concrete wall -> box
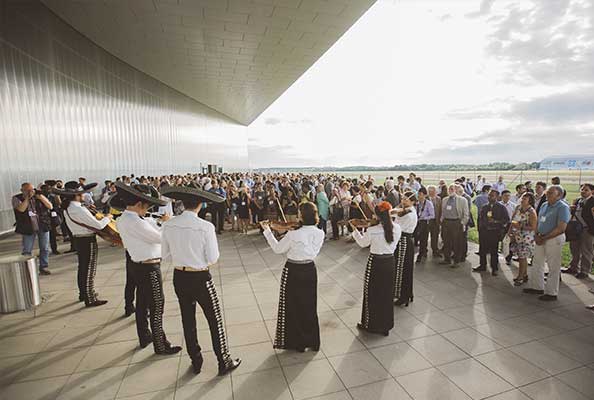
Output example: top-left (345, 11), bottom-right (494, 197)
top-left (0, 1), bottom-right (249, 232)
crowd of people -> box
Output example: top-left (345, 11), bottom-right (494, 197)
top-left (9, 171), bottom-right (594, 375)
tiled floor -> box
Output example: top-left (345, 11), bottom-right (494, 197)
top-left (1, 232), bottom-right (594, 400)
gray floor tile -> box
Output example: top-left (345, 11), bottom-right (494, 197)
top-left (508, 340), bottom-right (583, 375)
top-left (370, 342), bottom-right (432, 377)
top-left (407, 334), bottom-right (470, 366)
top-left (438, 359), bottom-right (513, 399)
top-left (231, 367), bottom-right (292, 400)
top-left (556, 367), bottom-right (594, 399)
top-left (441, 327), bottom-right (502, 356)
top-left (0, 375), bottom-right (69, 400)
top-left (283, 359), bottom-right (346, 400)
top-left (174, 376), bottom-right (232, 400)
top-left (57, 365), bottom-right (128, 400)
top-left (520, 377), bottom-right (590, 400)
top-left (474, 349), bottom-right (549, 386)
top-left (349, 378), bottom-right (412, 400)
top-left (14, 347), bottom-right (89, 382)
top-left (117, 358), bottom-right (179, 398)
top-left (396, 368), bottom-right (471, 400)
top-left (328, 350), bottom-right (390, 388)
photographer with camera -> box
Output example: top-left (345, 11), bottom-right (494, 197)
top-left (12, 182), bottom-right (53, 275)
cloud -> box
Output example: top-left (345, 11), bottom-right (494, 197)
top-left (465, 0), bottom-right (496, 18)
top-left (419, 125), bottom-right (594, 163)
top-left (264, 117), bottom-right (312, 126)
top-left (480, 0), bottom-right (594, 86)
top-left (446, 87), bottom-right (594, 124)
top-left (247, 143), bottom-right (318, 168)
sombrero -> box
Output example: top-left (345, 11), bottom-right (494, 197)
top-left (106, 192), bottom-right (127, 212)
top-left (44, 179), bottom-right (57, 186)
top-left (160, 182), bottom-right (224, 204)
top-left (114, 181), bottom-right (166, 207)
top-left (52, 180), bottom-right (97, 196)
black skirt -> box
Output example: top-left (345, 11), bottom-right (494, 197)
top-left (361, 253), bottom-right (395, 334)
top-left (274, 261), bottom-right (320, 351)
top-left (394, 233), bottom-right (415, 302)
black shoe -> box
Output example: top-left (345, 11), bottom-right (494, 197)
top-left (575, 272), bottom-right (589, 279)
top-left (140, 335), bottom-right (153, 349)
top-left (523, 288), bottom-right (544, 295)
top-left (191, 353), bottom-right (204, 374)
top-left (539, 294), bottom-right (558, 301)
top-left (124, 305), bottom-right (135, 317)
top-left (218, 358), bottom-right (242, 376)
top-left (39, 269), bottom-right (51, 276)
top-left (394, 298), bottom-right (409, 307)
top-left (85, 299), bottom-right (108, 307)
top-left (492, 270), bottom-right (498, 276)
top-left (472, 266), bottom-right (487, 272)
top-left (561, 267), bottom-right (578, 274)
top-left (156, 345), bottom-right (182, 355)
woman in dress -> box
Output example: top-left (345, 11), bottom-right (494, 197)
top-left (351, 202), bottom-right (402, 336)
top-left (235, 185), bottom-right (251, 233)
top-left (393, 191), bottom-right (418, 306)
top-left (509, 192), bottom-right (537, 286)
top-left (261, 202), bottom-right (325, 352)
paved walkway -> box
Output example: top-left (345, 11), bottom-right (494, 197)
top-left (1, 232), bottom-right (594, 400)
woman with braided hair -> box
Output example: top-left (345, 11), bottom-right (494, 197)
top-left (351, 202), bottom-right (402, 336)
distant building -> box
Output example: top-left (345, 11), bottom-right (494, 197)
top-left (540, 155), bottom-right (594, 170)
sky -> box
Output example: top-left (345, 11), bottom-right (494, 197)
top-left (246, 0), bottom-right (594, 168)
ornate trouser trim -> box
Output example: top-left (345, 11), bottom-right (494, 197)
top-left (274, 265), bottom-right (289, 349)
top-left (394, 236), bottom-right (407, 299)
top-left (361, 254), bottom-right (373, 329)
top-left (149, 270), bottom-right (166, 352)
top-left (206, 279), bottom-right (232, 366)
top-left (85, 239), bottom-right (98, 303)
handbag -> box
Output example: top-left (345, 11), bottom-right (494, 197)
top-left (565, 219), bottom-right (583, 242)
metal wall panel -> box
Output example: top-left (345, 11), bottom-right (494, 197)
top-left (0, 1), bottom-right (249, 232)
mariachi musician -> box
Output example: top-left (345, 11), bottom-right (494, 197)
top-left (55, 181), bottom-right (110, 307)
top-left (161, 183), bottom-right (241, 376)
top-left (114, 182), bottom-right (182, 355)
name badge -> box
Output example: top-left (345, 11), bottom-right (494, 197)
top-left (241, 202), bottom-right (246, 206)
top-left (258, 196), bottom-right (263, 200)
top-left (51, 211), bottom-right (57, 217)
top-left (487, 211), bottom-right (493, 218)
top-left (446, 205), bottom-right (452, 211)
top-left (539, 216), bottom-right (546, 223)
top-left (269, 201), bottom-right (274, 205)
top-left (28, 211), bottom-right (36, 217)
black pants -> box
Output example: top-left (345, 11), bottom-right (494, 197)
top-left (173, 269), bottom-right (233, 367)
top-left (479, 230), bottom-right (500, 271)
top-left (361, 254), bottom-right (395, 333)
top-left (124, 251), bottom-right (136, 311)
top-left (215, 204), bottom-right (226, 232)
top-left (442, 219), bottom-right (464, 263)
top-left (74, 236), bottom-right (98, 304)
top-left (318, 217), bottom-right (327, 234)
top-left (130, 261), bottom-right (168, 352)
top-left (49, 226), bottom-right (59, 253)
top-left (415, 221), bottom-right (429, 258)
top-left (429, 220), bottom-right (440, 255)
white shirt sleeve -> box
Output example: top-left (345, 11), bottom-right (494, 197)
top-left (135, 218), bottom-right (162, 245)
top-left (74, 206), bottom-right (110, 230)
top-left (352, 228), bottom-right (371, 248)
top-left (161, 230), bottom-right (171, 264)
top-left (263, 228), bottom-right (292, 254)
top-left (204, 224), bottom-right (220, 265)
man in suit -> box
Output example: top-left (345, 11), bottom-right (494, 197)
top-left (439, 184), bottom-right (470, 268)
top-left (474, 189), bottom-right (510, 276)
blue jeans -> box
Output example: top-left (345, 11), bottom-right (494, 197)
top-left (22, 231), bottom-right (50, 270)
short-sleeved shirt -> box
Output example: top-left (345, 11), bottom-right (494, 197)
top-left (12, 195), bottom-right (40, 232)
top-left (537, 200), bottom-right (570, 235)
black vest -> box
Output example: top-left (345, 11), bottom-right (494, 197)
top-left (12, 194), bottom-right (50, 234)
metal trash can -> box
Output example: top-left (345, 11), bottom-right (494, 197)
top-left (0, 255), bottom-right (42, 313)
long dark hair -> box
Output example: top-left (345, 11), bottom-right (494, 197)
top-left (375, 205), bottom-right (394, 243)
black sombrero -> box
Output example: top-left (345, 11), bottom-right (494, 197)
top-left (44, 179), bottom-right (57, 186)
top-left (114, 181), bottom-right (166, 207)
top-left (106, 192), bottom-right (127, 211)
top-left (160, 182), bottom-right (224, 204)
top-left (52, 180), bottom-right (97, 196)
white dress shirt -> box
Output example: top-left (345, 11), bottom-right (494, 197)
top-left (500, 200), bottom-right (516, 220)
top-left (394, 207), bottom-right (418, 234)
top-left (352, 223), bottom-right (402, 255)
top-left (117, 210), bottom-right (162, 262)
top-left (161, 211), bottom-right (219, 270)
top-left (263, 225), bottom-right (324, 261)
top-left (65, 201), bottom-right (110, 236)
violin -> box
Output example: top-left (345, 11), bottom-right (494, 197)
top-left (348, 218), bottom-right (380, 229)
top-left (260, 220), bottom-right (301, 233)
